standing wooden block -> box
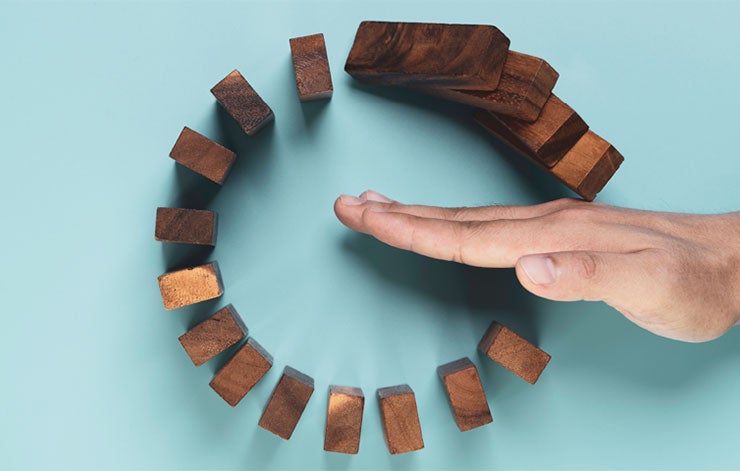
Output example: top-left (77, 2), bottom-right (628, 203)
top-left (478, 321), bottom-right (551, 384)
top-left (155, 207), bottom-right (217, 246)
top-left (324, 386), bottom-right (364, 454)
top-left (211, 69), bottom-right (274, 136)
top-left (377, 384), bottom-right (424, 454)
top-left (258, 366), bottom-right (314, 440)
top-left (345, 21), bottom-right (510, 90)
top-left (437, 358), bottom-right (492, 431)
top-left (209, 337), bottom-right (273, 406)
top-left (178, 304), bottom-right (248, 366)
top-left (290, 33), bottom-right (333, 101)
top-left (169, 126), bottom-right (236, 184)
top-left (157, 261), bottom-right (223, 310)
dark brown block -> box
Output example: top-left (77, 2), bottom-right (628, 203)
top-left (345, 21), bottom-right (510, 90)
top-left (478, 321), bottom-right (551, 384)
top-left (377, 385), bottom-right (424, 454)
top-left (437, 358), bottom-right (492, 431)
top-left (211, 69), bottom-right (274, 136)
top-left (178, 304), bottom-right (247, 366)
top-left (258, 366), bottom-right (314, 440)
top-left (155, 207), bottom-right (217, 246)
top-left (209, 337), bottom-right (273, 407)
top-left (157, 261), bottom-right (223, 310)
top-left (290, 33), bottom-right (333, 101)
top-left (169, 127), bottom-right (235, 184)
top-left (324, 386), bottom-right (364, 454)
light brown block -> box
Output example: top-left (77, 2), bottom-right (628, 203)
top-left (169, 126), bottom-right (235, 184)
top-left (377, 384), bottom-right (424, 454)
top-left (209, 337), bottom-right (273, 407)
top-left (290, 33), bottom-right (333, 101)
top-left (478, 321), bottom-right (551, 384)
top-left (438, 358), bottom-right (492, 431)
top-left (258, 366), bottom-right (314, 440)
top-left (157, 261), bottom-right (223, 310)
top-left (155, 207), bottom-right (217, 246)
top-left (211, 69), bottom-right (274, 136)
top-left (178, 304), bottom-right (247, 366)
top-left (324, 386), bottom-right (364, 454)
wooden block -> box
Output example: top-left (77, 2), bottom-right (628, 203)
top-left (478, 321), bottom-right (551, 384)
top-left (169, 126), bottom-right (235, 184)
top-left (377, 384), bottom-right (424, 454)
top-left (178, 304), bottom-right (247, 366)
top-left (422, 51), bottom-right (559, 122)
top-left (324, 386), bottom-right (364, 454)
top-left (345, 21), bottom-right (510, 90)
top-left (209, 337), bottom-right (273, 407)
top-left (155, 207), bottom-right (217, 246)
top-left (258, 366), bottom-right (314, 440)
top-left (211, 69), bottom-right (274, 136)
top-left (290, 33), bottom-right (333, 101)
top-left (157, 261), bottom-right (223, 310)
top-left (437, 358), bottom-right (492, 431)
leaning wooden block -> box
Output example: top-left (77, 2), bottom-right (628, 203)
top-left (324, 386), bottom-right (364, 454)
top-left (157, 261), bottom-right (223, 310)
top-left (178, 304), bottom-right (247, 366)
top-left (377, 384), bottom-right (424, 454)
top-left (211, 69), bottom-right (274, 136)
top-left (258, 366), bottom-right (314, 440)
top-left (155, 207), bottom-right (217, 246)
top-left (478, 321), bottom-right (551, 384)
top-left (169, 126), bottom-right (235, 184)
top-left (345, 21), bottom-right (510, 90)
top-left (290, 33), bottom-right (333, 101)
top-left (438, 358), bottom-right (492, 431)
top-left (209, 337), bottom-right (273, 406)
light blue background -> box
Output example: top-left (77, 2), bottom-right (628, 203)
top-left (1, 1), bottom-right (738, 469)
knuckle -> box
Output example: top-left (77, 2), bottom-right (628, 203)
top-left (448, 206), bottom-right (475, 221)
top-left (574, 251), bottom-right (601, 280)
top-left (548, 204), bottom-right (602, 223)
top-left (452, 220), bottom-right (489, 264)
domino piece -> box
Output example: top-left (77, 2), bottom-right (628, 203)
top-left (169, 127), bottom-right (236, 184)
top-left (437, 358), bottom-right (492, 431)
top-left (178, 304), bottom-right (248, 366)
top-left (211, 69), bottom-right (274, 136)
top-left (155, 207), bottom-right (217, 246)
top-left (345, 21), bottom-right (510, 90)
top-left (377, 384), bottom-right (424, 454)
top-left (289, 33), bottom-right (333, 101)
top-left (324, 386), bottom-right (364, 454)
top-left (478, 321), bottom-right (551, 384)
top-left (157, 261), bottom-right (223, 310)
top-left (209, 337), bottom-right (273, 406)
top-left (259, 366), bottom-right (314, 440)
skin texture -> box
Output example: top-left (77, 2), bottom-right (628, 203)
top-left (334, 190), bottom-right (740, 343)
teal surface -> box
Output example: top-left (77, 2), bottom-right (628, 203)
top-left (1, 1), bottom-right (739, 469)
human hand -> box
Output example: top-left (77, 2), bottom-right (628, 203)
top-left (334, 190), bottom-right (740, 343)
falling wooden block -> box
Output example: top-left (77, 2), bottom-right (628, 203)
top-left (211, 69), bottom-right (274, 136)
top-left (169, 127), bottom-right (236, 184)
top-left (478, 321), bottom-right (551, 384)
top-left (324, 386), bottom-right (365, 454)
top-left (345, 21), bottom-right (510, 90)
top-left (290, 33), bottom-right (333, 101)
top-left (377, 384), bottom-right (424, 454)
top-left (178, 304), bottom-right (248, 366)
top-left (209, 337), bottom-right (273, 406)
top-left (258, 366), bottom-right (314, 440)
top-left (437, 358), bottom-right (492, 431)
top-left (155, 207), bottom-right (217, 246)
top-left (157, 261), bottom-right (223, 310)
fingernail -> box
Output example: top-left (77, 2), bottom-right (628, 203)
top-left (362, 189), bottom-right (394, 203)
top-left (520, 255), bottom-right (556, 285)
top-left (339, 194), bottom-right (364, 206)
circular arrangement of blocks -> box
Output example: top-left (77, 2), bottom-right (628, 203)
top-left (155, 21), bottom-right (623, 455)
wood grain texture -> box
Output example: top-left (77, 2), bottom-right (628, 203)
top-left (157, 261), bottom-right (223, 310)
top-left (478, 321), bottom-right (551, 384)
top-left (324, 386), bottom-right (364, 454)
top-left (345, 21), bottom-right (510, 90)
top-left (437, 357), bottom-right (492, 431)
top-left (169, 127), bottom-right (236, 184)
top-left (290, 33), bottom-right (333, 101)
top-left (209, 337), bottom-right (273, 407)
top-left (178, 304), bottom-right (248, 367)
top-left (377, 384), bottom-right (424, 454)
top-left (258, 366), bottom-right (314, 440)
top-left (155, 207), bottom-right (217, 246)
top-left (211, 69), bottom-right (274, 136)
